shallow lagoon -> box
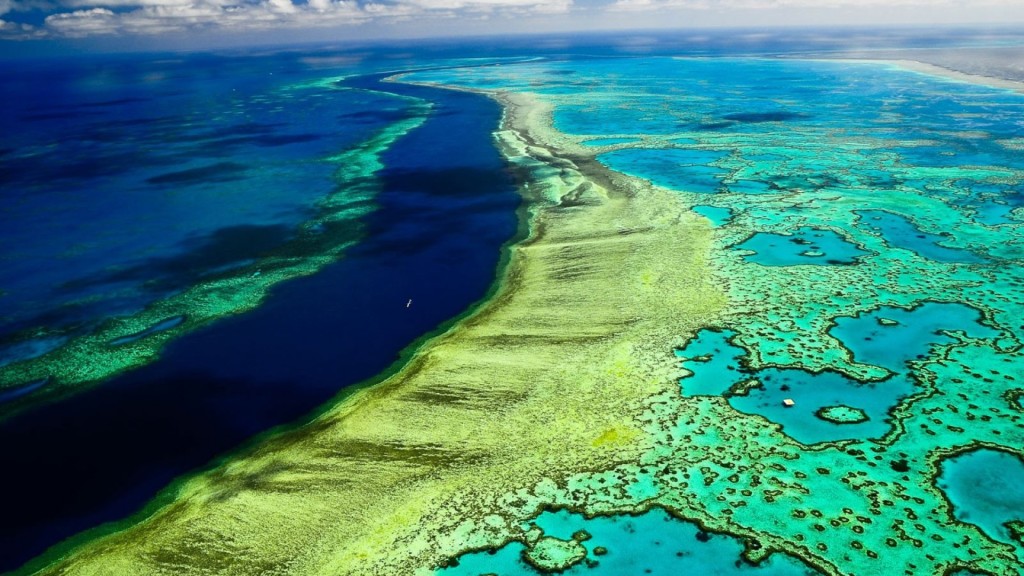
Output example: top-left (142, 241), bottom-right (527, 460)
top-left (830, 302), bottom-right (999, 373)
top-left (597, 148), bottom-right (728, 193)
top-left (380, 51), bottom-right (1024, 576)
top-left (442, 509), bottom-right (817, 576)
top-left (733, 227), bottom-right (868, 266)
top-left (677, 329), bottom-right (909, 444)
top-left (677, 302), bottom-right (1001, 444)
top-left (11, 45), bottom-right (1024, 576)
top-left (692, 205), bottom-right (734, 227)
top-left (855, 210), bottom-right (984, 263)
top-left (939, 449), bottom-right (1024, 544)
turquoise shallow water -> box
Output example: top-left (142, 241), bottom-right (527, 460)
top-left (442, 509), bottom-right (817, 576)
top-left (676, 329), bottom-right (908, 443)
top-left (939, 449), bottom-right (1024, 544)
top-left (830, 302), bottom-right (999, 373)
top-left (677, 301), bottom-right (1001, 444)
top-left (597, 148), bottom-right (728, 194)
top-left (2, 42), bottom-right (1019, 575)
top-left (734, 227), bottom-right (868, 266)
top-left (408, 52), bottom-right (1024, 575)
top-left (692, 205), bottom-right (734, 227)
top-left (855, 210), bottom-right (984, 263)
top-left (673, 329), bottom-right (746, 397)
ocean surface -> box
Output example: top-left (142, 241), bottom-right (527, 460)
top-left (4, 30), bottom-right (1024, 575)
top-left (0, 50), bottom-right (521, 572)
top-left (406, 41), bottom-right (1024, 574)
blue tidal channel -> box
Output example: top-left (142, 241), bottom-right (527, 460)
top-left (0, 74), bottom-right (519, 573)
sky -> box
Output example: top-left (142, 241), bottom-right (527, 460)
top-left (2, 0), bottom-right (1024, 53)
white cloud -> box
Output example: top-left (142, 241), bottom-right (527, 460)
top-left (610, 0), bottom-right (1024, 10)
top-left (0, 0), bottom-right (47, 39)
top-left (408, 0), bottom-right (566, 8)
top-left (267, 0), bottom-right (296, 13)
top-left (0, 0), bottom-right (45, 16)
top-left (17, 0), bottom-right (1017, 41)
top-left (61, 0), bottom-right (198, 7)
top-left (20, 0), bottom-right (568, 38)
top-left (45, 7), bottom-right (117, 35)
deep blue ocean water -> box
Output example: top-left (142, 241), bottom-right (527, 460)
top-left (0, 53), bottom-right (518, 572)
top-left (0, 55), bottom-right (384, 349)
top-left (3, 29), bottom-right (1023, 574)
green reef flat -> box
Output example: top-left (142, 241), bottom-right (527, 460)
top-left (20, 57), bottom-right (1024, 575)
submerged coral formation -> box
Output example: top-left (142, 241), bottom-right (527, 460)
top-left (18, 57), bottom-right (1024, 576)
top-left (0, 87), bottom-right (431, 418)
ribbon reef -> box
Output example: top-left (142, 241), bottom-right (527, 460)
top-left (12, 56), bottom-right (1024, 575)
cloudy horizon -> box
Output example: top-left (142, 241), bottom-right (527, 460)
top-left (3, 0), bottom-right (1024, 53)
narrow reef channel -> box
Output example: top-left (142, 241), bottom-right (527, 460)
top-left (18, 80), bottom-right (724, 576)
top-left (0, 73), bottom-right (519, 575)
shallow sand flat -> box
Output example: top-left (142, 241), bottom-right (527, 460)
top-left (26, 90), bottom-right (723, 575)
top-left (877, 59), bottom-right (1024, 94)
top-left (820, 45), bottom-right (1024, 93)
